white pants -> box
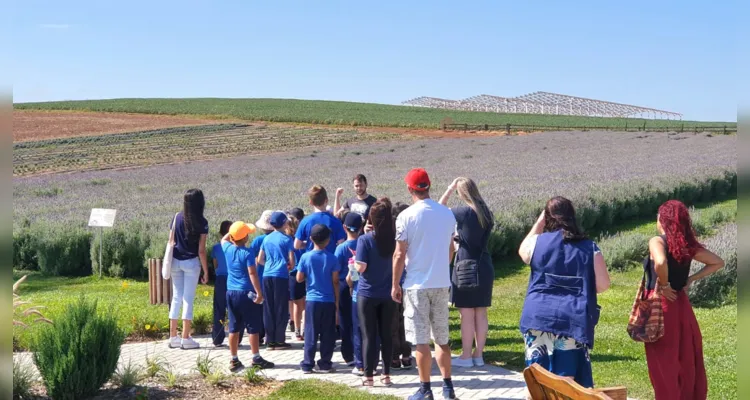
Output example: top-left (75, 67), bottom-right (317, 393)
top-left (169, 257), bottom-right (201, 320)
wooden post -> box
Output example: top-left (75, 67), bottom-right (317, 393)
top-left (147, 258), bottom-right (172, 305)
top-left (506, 124), bottom-right (511, 135)
top-left (148, 259), bottom-right (155, 305)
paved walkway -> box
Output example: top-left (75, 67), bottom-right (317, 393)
top-left (15, 329), bottom-right (528, 400)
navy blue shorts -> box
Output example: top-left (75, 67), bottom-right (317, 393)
top-left (289, 271), bottom-right (306, 300)
top-left (226, 290), bottom-right (263, 334)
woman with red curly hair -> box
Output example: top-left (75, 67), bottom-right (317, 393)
top-left (645, 200), bottom-right (724, 400)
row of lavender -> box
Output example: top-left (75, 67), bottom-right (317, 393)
top-left (13, 130), bottom-right (737, 277)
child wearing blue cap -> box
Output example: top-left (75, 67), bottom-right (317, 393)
top-left (296, 224), bottom-right (340, 373)
top-left (257, 211), bottom-right (296, 350)
top-left (334, 212), bottom-right (363, 367)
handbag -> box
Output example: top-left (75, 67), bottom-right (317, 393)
top-left (161, 213), bottom-right (179, 280)
top-left (626, 258), bottom-right (665, 343)
top-left (451, 226), bottom-right (490, 291)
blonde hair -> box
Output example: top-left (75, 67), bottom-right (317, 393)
top-left (455, 177), bottom-right (493, 229)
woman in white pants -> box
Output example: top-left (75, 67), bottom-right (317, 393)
top-left (168, 188), bottom-right (210, 349)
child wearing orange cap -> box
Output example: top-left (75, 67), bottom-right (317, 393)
top-left (222, 221), bottom-right (275, 372)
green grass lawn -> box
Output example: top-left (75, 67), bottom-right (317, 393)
top-left (12, 271), bottom-right (216, 350)
top-left (14, 98), bottom-right (734, 129)
top-left (448, 199), bottom-right (737, 400)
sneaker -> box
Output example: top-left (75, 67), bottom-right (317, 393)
top-left (352, 367), bottom-right (364, 376)
top-left (251, 356), bottom-right (275, 369)
top-left (442, 386), bottom-right (456, 399)
top-left (266, 342), bottom-right (277, 351)
top-left (180, 337), bottom-right (200, 350)
top-left (168, 336), bottom-right (181, 348)
top-left (408, 389), bottom-right (434, 400)
top-left (316, 366), bottom-right (336, 374)
top-left (229, 359), bottom-right (245, 373)
top-left (451, 357), bottom-right (473, 368)
top-left (289, 320), bottom-right (295, 332)
top-left (302, 368), bottom-right (313, 374)
top-left (391, 360), bottom-right (403, 370)
top-left (401, 358), bottom-right (413, 370)
top-left (275, 342), bottom-right (292, 350)
top-left (295, 331), bottom-right (304, 341)
top-left (472, 356), bottom-right (484, 367)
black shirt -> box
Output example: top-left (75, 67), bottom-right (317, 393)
top-left (645, 235), bottom-right (690, 291)
top-left (344, 195), bottom-right (377, 221)
top-left (170, 212), bottom-right (209, 261)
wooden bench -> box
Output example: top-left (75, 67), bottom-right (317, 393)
top-left (523, 363), bottom-right (628, 400)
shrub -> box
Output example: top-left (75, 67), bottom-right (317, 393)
top-left (195, 351), bottom-right (217, 378)
top-left (34, 225), bottom-right (92, 276)
top-left (130, 314), bottom-right (167, 339)
top-left (689, 223), bottom-right (737, 308)
top-left (13, 229), bottom-right (38, 271)
top-left (145, 354), bottom-right (169, 379)
top-left (244, 365), bottom-right (266, 384)
top-left (91, 222), bottom-right (151, 278)
top-left (113, 358), bottom-right (143, 388)
top-left (32, 297), bottom-right (124, 400)
top-left (598, 232), bottom-right (650, 272)
top-left (192, 311), bottom-right (211, 335)
top-left (13, 358), bottom-right (34, 400)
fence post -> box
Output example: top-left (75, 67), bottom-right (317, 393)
top-left (723, 125), bottom-right (727, 135)
top-left (464, 124), bottom-right (468, 133)
top-left (642, 121), bottom-right (647, 131)
top-left (625, 122), bottom-right (628, 131)
top-left (506, 124), bottom-right (511, 135)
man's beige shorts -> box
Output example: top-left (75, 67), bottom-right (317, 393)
top-left (403, 287), bottom-right (450, 346)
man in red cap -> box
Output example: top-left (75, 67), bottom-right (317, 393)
top-left (392, 168), bottom-right (458, 400)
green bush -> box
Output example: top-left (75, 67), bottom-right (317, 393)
top-left (598, 232), bottom-right (650, 271)
top-left (689, 223), bottom-right (737, 307)
top-left (32, 297), bottom-right (124, 400)
top-left (13, 358), bottom-right (34, 400)
top-left (35, 225), bottom-right (92, 276)
top-left (13, 229), bottom-right (38, 271)
top-left (91, 222), bottom-right (151, 278)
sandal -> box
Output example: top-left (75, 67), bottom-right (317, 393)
top-left (380, 376), bottom-right (393, 387)
top-left (362, 378), bottom-right (374, 387)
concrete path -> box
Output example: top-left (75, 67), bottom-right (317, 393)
top-left (15, 329), bottom-right (528, 399)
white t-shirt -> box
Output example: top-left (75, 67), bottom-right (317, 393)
top-left (396, 199), bottom-right (457, 290)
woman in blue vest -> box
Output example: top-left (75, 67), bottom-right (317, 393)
top-left (517, 196), bottom-right (611, 388)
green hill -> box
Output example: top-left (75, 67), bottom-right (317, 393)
top-left (15, 98), bottom-right (735, 130)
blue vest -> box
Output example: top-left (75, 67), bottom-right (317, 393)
top-left (519, 230), bottom-right (600, 348)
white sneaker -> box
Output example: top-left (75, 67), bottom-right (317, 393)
top-left (472, 357), bottom-right (484, 367)
top-left (181, 337), bottom-right (200, 350)
top-left (451, 357), bottom-right (473, 368)
top-left (352, 367), bottom-right (364, 376)
top-left (168, 336), bottom-right (181, 348)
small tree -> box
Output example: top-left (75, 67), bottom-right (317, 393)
top-left (32, 296), bottom-right (124, 400)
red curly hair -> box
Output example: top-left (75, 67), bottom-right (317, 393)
top-left (658, 200), bottom-right (703, 264)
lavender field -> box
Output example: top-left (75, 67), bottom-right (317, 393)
top-left (13, 130), bottom-right (736, 229)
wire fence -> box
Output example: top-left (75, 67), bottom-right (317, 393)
top-left (442, 123), bottom-right (737, 134)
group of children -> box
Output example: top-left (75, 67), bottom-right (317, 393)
top-left (209, 185), bottom-right (412, 374)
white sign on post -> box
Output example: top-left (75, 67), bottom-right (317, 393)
top-left (88, 209), bottom-right (117, 228)
top-left (88, 209), bottom-right (117, 278)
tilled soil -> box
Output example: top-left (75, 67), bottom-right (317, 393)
top-left (13, 110), bottom-right (237, 142)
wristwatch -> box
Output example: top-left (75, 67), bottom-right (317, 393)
top-left (659, 282), bottom-right (671, 291)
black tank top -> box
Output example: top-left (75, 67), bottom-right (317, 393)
top-left (645, 235), bottom-right (690, 291)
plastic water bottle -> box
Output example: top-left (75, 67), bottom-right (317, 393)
top-left (348, 257), bottom-right (359, 281)
top-left (248, 291), bottom-right (264, 304)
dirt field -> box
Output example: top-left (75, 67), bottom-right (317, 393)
top-left (13, 110), bottom-right (237, 142)
top-left (14, 110), bottom-right (502, 142)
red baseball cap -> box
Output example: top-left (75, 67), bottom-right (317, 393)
top-left (405, 168), bottom-right (431, 191)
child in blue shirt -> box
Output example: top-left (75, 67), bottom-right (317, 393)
top-left (334, 212), bottom-right (363, 367)
top-left (211, 220), bottom-right (241, 347)
top-left (222, 221), bottom-right (274, 372)
top-left (257, 211), bottom-right (296, 350)
top-left (294, 185), bottom-right (347, 253)
top-left (296, 224), bottom-right (340, 373)
top-left (251, 209), bottom-right (275, 345)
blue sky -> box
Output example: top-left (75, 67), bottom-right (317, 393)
top-left (9, 1), bottom-right (737, 121)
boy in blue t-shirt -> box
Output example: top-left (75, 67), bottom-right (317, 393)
top-left (333, 212), bottom-right (363, 367)
top-left (296, 224), bottom-right (340, 373)
top-left (257, 211), bottom-right (296, 350)
top-left (222, 221), bottom-right (274, 372)
top-left (211, 220), bottom-right (242, 347)
top-left (294, 185), bottom-right (347, 253)
top-left (251, 209), bottom-right (274, 345)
